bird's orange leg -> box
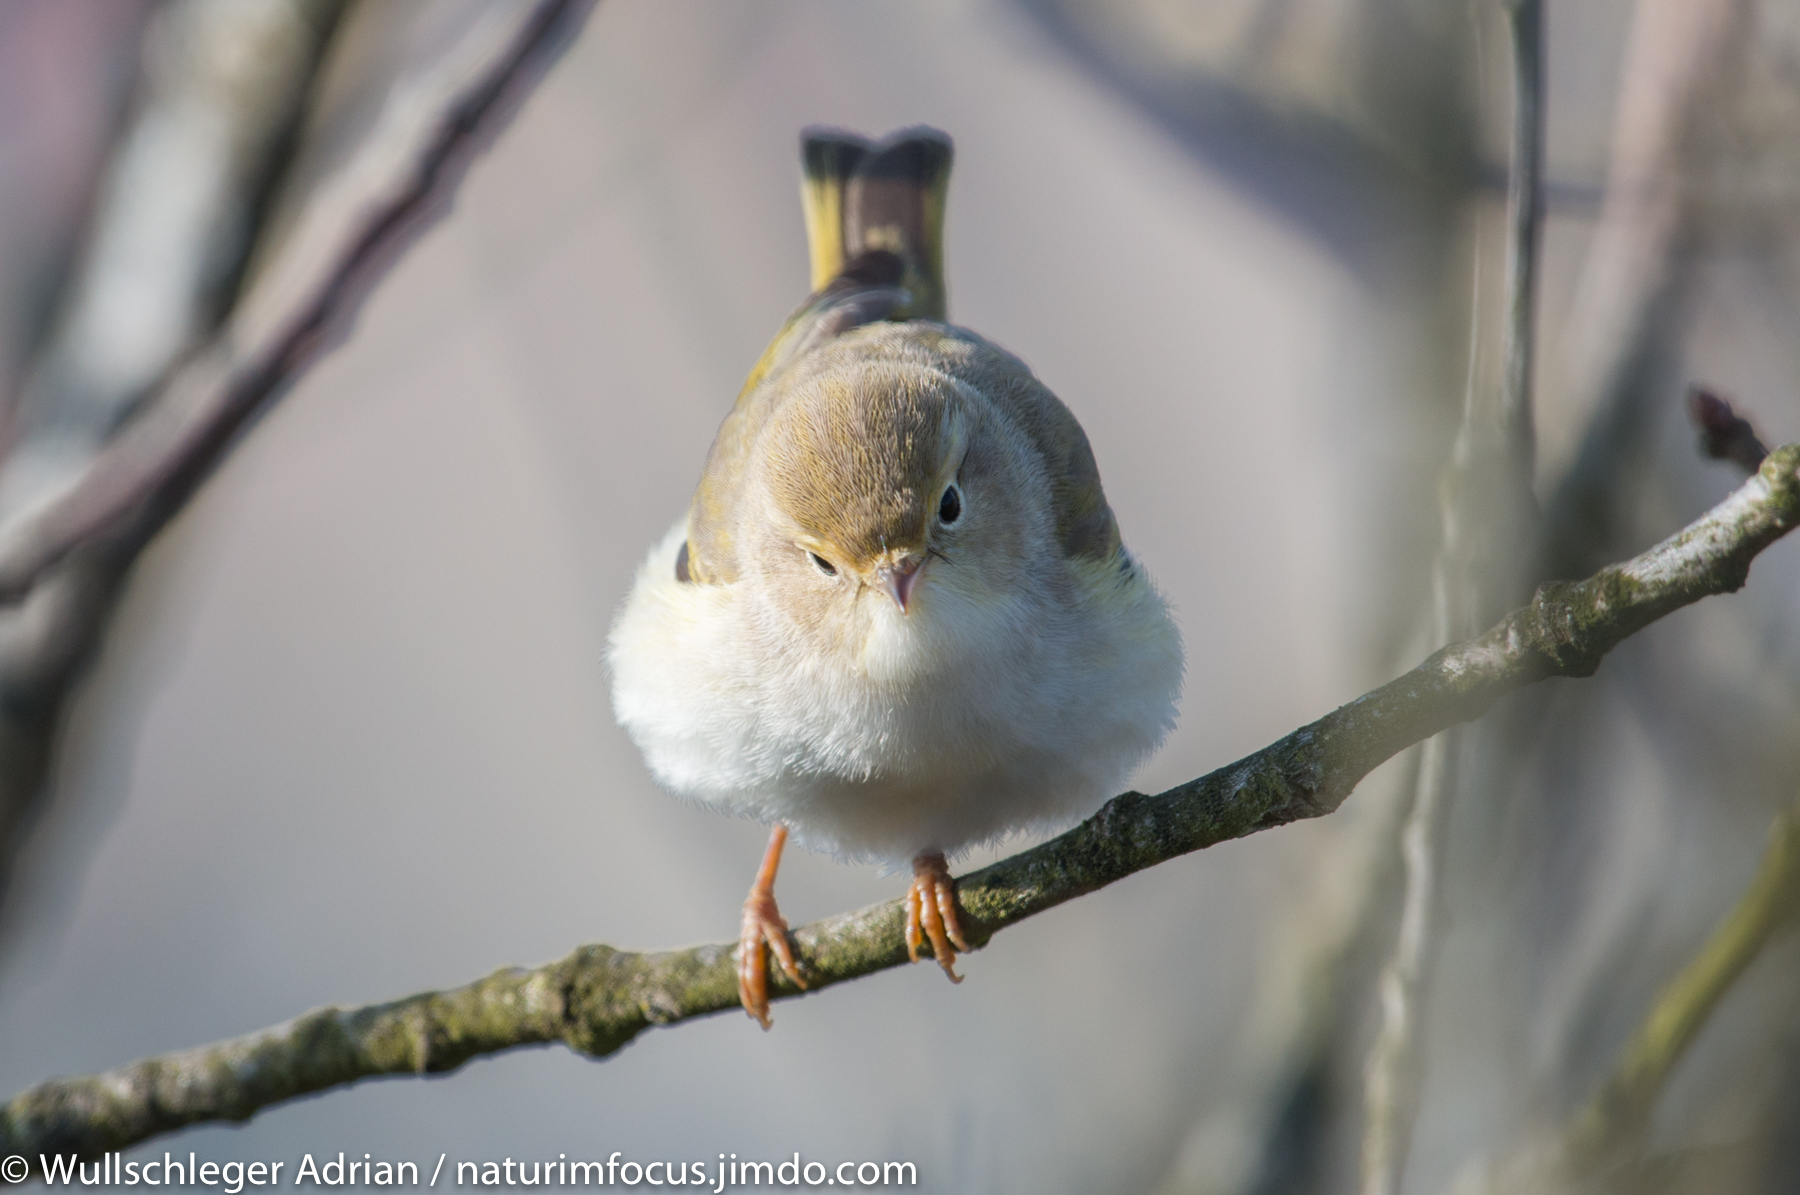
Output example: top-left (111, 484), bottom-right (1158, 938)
top-left (739, 823), bottom-right (806, 1029)
top-left (905, 851), bottom-right (970, 982)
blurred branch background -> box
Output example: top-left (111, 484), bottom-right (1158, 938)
top-left (2, 1), bottom-right (1800, 1193)
top-left (0, 0), bottom-right (347, 926)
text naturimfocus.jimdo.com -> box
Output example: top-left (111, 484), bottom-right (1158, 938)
top-left (10, 1151), bottom-right (919, 1190)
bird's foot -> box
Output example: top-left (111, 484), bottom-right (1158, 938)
top-left (740, 888), bottom-right (805, 1029)
top-left (738, 824), bottom-right (805, 1029)
top-left (905, 851), bottom-right (970, 982)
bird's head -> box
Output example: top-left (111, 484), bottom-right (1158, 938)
top-left (739, 343), bottom-right (1042, 641)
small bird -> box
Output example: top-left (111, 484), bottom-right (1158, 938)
top-left (609, 127), bottom-right (1182, 1028)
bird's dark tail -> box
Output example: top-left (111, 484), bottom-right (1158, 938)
top-left (800, 126), bottom-right (952, 322)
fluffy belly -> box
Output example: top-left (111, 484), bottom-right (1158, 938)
top-left (609, 522), bottom-right (1182, 862)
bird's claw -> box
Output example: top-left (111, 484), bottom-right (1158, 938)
top-left (905, 852), bottom-right (969, 983)
top-left (739, 889), bottom-right (806, 1030)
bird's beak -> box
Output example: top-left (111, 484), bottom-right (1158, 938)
top-left (874, 554), bottom-right (925, 613)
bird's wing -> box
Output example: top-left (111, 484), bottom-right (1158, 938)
top-left (916, 327), bottom-right (1123, 565)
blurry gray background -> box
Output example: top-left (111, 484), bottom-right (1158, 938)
top-left (2, 1), bottom-right (1799, 1193)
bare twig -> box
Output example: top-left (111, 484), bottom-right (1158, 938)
top-left (1362, 730), bottom-right (1458, 1195)
top-left (6, 444), bottom-right (1800, 1159)
top-left (1458, 0), bottom-right (1751, 1144)
top-left (1453, 799), bottom-right (1800, 1194)
top-left (1446, 399), bottom-right (1790, 1195)
top-left (8, 0), bottom-right (349, 471)
top-left (0, 0), bottom-right (350, 920)
top-left (1361, 5), bottom-right (1544, 1191)
top-left (0, 0), bottom-right (598, 919)
top-left (1497, 0), bottom-right (1544, 478)
top-left (1562, 801), bottom-right (1800, 1169)
top-left (0, 0), bottom-right (594, 606)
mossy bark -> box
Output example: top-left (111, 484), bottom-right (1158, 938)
top-left (7, 446), bottom-right (1799, 1160)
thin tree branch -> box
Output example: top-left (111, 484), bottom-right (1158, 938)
top-left (6, 444), bottom-right (1800, 1160)
top-left (1539, 390), bottom-right (1776, 1177)
top-left (1452, 798), bottom-right (1800, 1194)
top-left (1545, 389), bottom-right (1794, 1187)
top-left (8, 0), bottom-right (349, 468)
top-left (0, 0), bottom-right (350, 923)
top-left (1461, 0), bottom-right (1749, 1133)
top-left (1361, 4), bottom-right (1545, 1190)
top-left (1362, 730), bottom-right (1460, 1195)
top-left (0, 0), bottom-right (594, 607)
top-left (1497, 0), bottom-right (1544, 479)
top-left (1561, 800), bottom-right (1800, 1171)
top-left (0, 0), bottom-right (597, 926)
top-left (1446, 399), bottom-right (1785, 1195)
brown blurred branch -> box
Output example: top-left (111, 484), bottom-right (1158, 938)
top-left (7, 444), bottom-right (1800, 1160)
top-left (0, 0), bottom-right (351, 920)
top-left (10, 0), bottom-right (349, 456)
top-left (0, 0), bottom-right (591, 606)
top-left (0, 0), bottom-right (596, 917)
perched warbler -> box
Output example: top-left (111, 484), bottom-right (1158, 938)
top-left (609, 127), bottom-right (1182, 1028)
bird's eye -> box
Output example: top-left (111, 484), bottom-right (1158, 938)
top-left (938, 484), bottom-right (962, 525)
top-left (809, 552), bottom-right (838, 577)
